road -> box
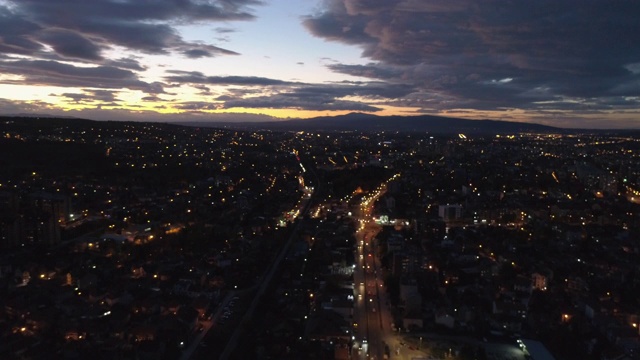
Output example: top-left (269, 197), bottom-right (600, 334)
top-left (352, 186), bottom-right (393, 360)
top-left (179, 291), bottom-right (236, 360)
top-left (351, 177), bottom-right (431, 360)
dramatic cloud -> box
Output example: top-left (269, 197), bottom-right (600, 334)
top-left (37, 29), bottom-right (103, 60)
top-left (56, 90), bottom-right (120, 104)
top-left (213, 82), bottom-right (413, 111)
top-left (166, 69), bottom-right (414, 111)
top-left (220, 94), bottom-right (382, 112)
top-left (0, 1), bottom-right (259, 74)
top-left (0, 0), bottom-right (260, 59)
top-left (304, 0), bottom-right (640, 115)
top-left (164, 71), bottom-right (296, 86)
top-left (164, 71), bottom-right (414, 112)
top-left (0, 59), bottom-right (164, 94)
top-left (0, 0), bottom-right (260, 101)
top-left (0, 7), bottom-right (43, 55)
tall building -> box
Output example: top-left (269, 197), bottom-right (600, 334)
top-left (0, 191), bottom-right (67, 248)
top-left (0, 191), bottom-right (20, 248)
top-left (438, 204), bottom-right (463, 222)
top-left (0, 213), bottom-right (21, 248)
top-left (30, 191), bottom-right (70, 224)
top-left (23, 209), bottom-right (60, 246)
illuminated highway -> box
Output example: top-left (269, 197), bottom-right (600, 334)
top-left (351, 174), bottom-right (432, 360)
top-left (351, 176), bottom-right (397, 360)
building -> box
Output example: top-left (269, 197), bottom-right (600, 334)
top-left (438, 204), bottom-right (463, 222)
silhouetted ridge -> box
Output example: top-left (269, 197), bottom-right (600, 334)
top-left (202, 113), bottom-right (562, 134)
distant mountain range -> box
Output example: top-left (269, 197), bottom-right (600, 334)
top-left (181, 113), bottom-right (564, 134)
top-left (4, 112), bottom-right (636, 135)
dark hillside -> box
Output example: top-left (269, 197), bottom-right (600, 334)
top-left (0, 138), bottom-right (111, 178)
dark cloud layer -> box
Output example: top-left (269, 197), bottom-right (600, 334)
top-left (168, 70), bottom-right (412, 111)
top-left (56, 90), bottom-right (120, 104)
top-left (165, 71), bottom-right (295, 86)
top-left (304, 0), bottom-right (640, 115)
top-left (1, 0), bottom-right (259, 58)
top-left (38, 29), bottom-right (104, 60)
top-left (220, 94), bottom-right (382, 112)
top-left (0, 59), bottom-right (164, 94)
top-left (0, 0), bottom-right (260, 95)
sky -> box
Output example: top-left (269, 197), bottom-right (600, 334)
top-left (1, 0), bottom-right (639, 128)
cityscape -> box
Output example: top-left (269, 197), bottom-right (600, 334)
top-left (1, 0), bottom-right (640, 359)
top-left (1, 116), bottom-right (640, 360)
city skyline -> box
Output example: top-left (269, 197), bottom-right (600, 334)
top-left (1, 0), bottom-right (640, 129)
